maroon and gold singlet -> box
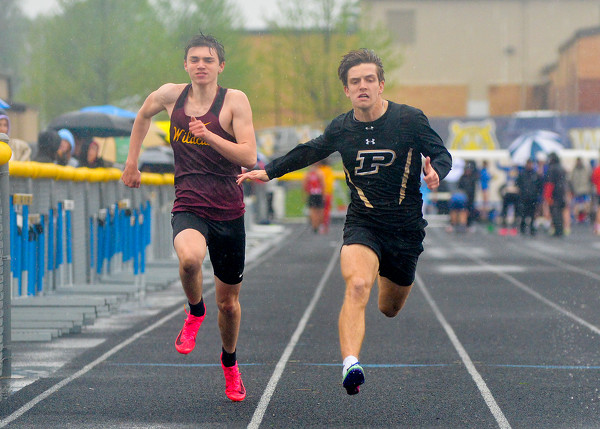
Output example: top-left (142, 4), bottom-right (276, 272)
top-left (170, 84), bottom-right (245, 221)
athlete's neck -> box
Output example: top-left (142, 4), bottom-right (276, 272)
top-left (189, 82), bottom-right (219, 103)
top-left (353, 99), bottom-right (387, 122)
top-left (186, 82), bottom-right (219, 116)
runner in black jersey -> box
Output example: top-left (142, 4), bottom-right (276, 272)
top-left (122, 34), bottom-right (257, 402)
top-left (237, 49), bottom-right (452, 395)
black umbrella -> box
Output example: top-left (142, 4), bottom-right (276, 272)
top-left (138, 146), bottom-right (174, 173)
top-left (48, 110), bottom-right (134, 137)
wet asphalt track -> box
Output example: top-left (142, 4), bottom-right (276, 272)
top-left (1, 218), bottom-right (600, 428)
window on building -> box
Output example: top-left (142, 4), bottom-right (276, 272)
top-left (386, 9), bottom-right (416, 44)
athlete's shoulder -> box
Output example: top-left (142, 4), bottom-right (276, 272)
top-left (386, 102), bottom-right (433, 133)
top-left (325, 110), bottom-right (353, 136)
top-left (157, 83), bottom-right (188, 95)
top-left (388, 101), bottom-right (424, 118)
top-left (223, 87), bottom-right (245, 97)
top-left (140, 83), bottom-right (187, 117)
top-left (223, 88), bottom-right (251, 109)
top-left (154, 83), bottom-right (189, 104)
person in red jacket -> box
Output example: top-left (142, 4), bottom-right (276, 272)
top-left (303, 162), bottom-right (326, 233)
top-left (591, 161), bottom-right (600, 234)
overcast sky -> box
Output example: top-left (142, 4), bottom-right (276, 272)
top-left (20, 0), bottom-right (277, 29)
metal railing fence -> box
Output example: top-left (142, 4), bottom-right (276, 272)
top-left (0, 152), bottom-right (175, 377)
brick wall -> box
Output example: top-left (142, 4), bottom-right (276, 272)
top-left (578, 80), bottom-right (600, 112)
top-left (488, 84), bottom-right (522, 116)
top-left (386, 85), bottom-right (468, 117)
top-left (546, 28), bottom-right (600, 113)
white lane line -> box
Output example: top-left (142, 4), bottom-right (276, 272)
top-left (0, 229), bottom-right (290, 426)
top-left (416, 273), bottom-right (512, 429)
top-left (0, 284), bottom-right (216, 428)
top-left (513, 242), bottom-right (600, 281)
top-left (247, 245), bottom-right (340, 429)
top-left (461, 251), bottom-right (600, 337)
top-left (0, 303), bottom-right (189, 427)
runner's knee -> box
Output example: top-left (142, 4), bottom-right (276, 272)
top-left (216, 296), bottom-right (240, 316)
top-left (379, 302), bottom-right (401, 318)
top-left (378, 283), bottom-right (412, 317)
top-left (178, 251), bottom-right (203, 276)
top-left (345, 275), bottom-right (372, 304)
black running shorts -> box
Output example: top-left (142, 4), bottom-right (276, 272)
top-left (342, 223), bottom-right (424, 286)
top-left (171, 211), bottom-right (245, 285)
top-left (307, 194), bottom-right (324, 208)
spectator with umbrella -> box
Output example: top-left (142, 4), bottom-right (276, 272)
top-left (34, 129), bottom-right (62, 163)
top-left (74, 135), bottom-right (104, 168)
top-left (48, 108), bottom-right (134, 168)
top-left (57, 128), bottom-right (77, 166)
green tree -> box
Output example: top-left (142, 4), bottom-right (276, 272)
top-left (0, 0), bottom-right (30, 96)
top-left (19, 0), bottom-right (251, 124)
top-left (153, 0), bottom-right (252, 95)
top-left (248, 0), bottom-right (400, 128)
top-left (19, 0), bottom-right (171, 123)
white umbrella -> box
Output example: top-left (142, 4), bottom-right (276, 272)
top-left (508, 130), bottom-right (564, 165)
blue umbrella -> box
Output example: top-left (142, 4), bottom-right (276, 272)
top-left (0, 98), bottom-right (9, 109)
top-left (80, 105), bottom-right (136, 119)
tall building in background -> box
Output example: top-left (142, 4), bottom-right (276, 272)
top-left (361, 0), bottom-right (600, 117)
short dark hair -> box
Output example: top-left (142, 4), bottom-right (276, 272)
top-left (37, 129), bottom-right (61, 159)
top-left (548, 152), bottom-right (560, 164)
top-left (184, 33), bottom-right (225, 63)
top-left (337, 49), bottom-right (384, 87)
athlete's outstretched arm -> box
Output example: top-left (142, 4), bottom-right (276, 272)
top-left (237, 129), bottom-right (334, 185)
top-left (267, 137), bottom-right (334, 178)
top-left (413, 110), bottom-right (452, 182)
top-left (236, 169), bottom-right (269, 185)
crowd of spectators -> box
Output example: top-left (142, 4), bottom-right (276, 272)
top-left (444, 153), bottom-right (600, 237)
top-left (0, 112), bottom-right (104, 168)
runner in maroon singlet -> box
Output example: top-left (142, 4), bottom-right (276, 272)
top-left (121, 33), bottom-right (257, 402)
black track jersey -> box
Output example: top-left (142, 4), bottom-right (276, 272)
top-left (265, 102), bottom-right (452, 231)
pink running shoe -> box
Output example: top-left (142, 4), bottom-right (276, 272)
top-left (221, 355), bottom-right (246, 402)
top-left (174, 305), bottom-right (205, 354)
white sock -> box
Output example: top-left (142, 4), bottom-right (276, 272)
top-left (343, 355), bottom-right (359, 375)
